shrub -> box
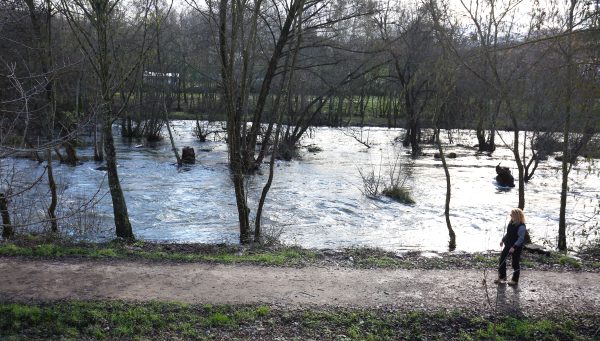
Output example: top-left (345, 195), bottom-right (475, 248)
top-left (357, 167), bottom-right (382, 198)
top-left (558, 255), bottom-right (581, 268)
top-left (358, 147), bottom-right (415, 204)
top-left (382, 185), bottom-right (415, 204)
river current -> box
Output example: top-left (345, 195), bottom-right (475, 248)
top-left (5, 121), bottom-right (599, 252)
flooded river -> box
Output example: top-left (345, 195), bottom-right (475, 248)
top-left (5, 121), bottom-right (599, 252)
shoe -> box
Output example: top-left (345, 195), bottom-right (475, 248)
top-left (493, 277), bottom-right (506, 284)
top-left (507, 280), bottom-right (518, 286)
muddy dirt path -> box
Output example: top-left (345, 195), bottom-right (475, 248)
top-left (1, 258), bottom-right (598, 315)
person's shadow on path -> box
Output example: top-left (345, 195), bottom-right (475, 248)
top-left (496, 285), bottom-right (523, 317)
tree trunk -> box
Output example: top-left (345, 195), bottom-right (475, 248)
top-left (219, 0), bottom-right (250, 243)
top-left (54, 147), bottom-right (64, 162)
top-left (0, 193), bottom-right (13, 239)
top-left (183, 76), bottom-right (188, 109)
top-left (255, 125), bottom-right (280, 241)
top-left (558, 103), bottom-right (571, 251)
top-left (25, 0), bottom-right (59, 233)
top-left (165, 106), bottom-right (181, 166)
top-left (558, 0), bottom-right (576, 252)
top-left (243, 0), bottom-right (302, 172)
top-left (486, 100), bottom-right (500, 153)
top-left (558, 118), bottom-right (569, 251)
top-left (410, 117), bottom-right (420, 156)
top-left (360, 92), bottom-right (369, 127)
top-left (476, 118), bottom-right (487, 151)
top-left (94, 119), bottom-right (104, 162)
top-left (233, 171), bottom-right (251, 243)
top-left (176, 74), bottom-right (182, 111)
top-left (103, 112), bottom-right (135, 240)
top-left (437, 131), bottom-right (455, 250)
top-left (46, 149), bottom-right (58, 232)
top-left (154, 12), bottom-right (181, 167)
top-left (255, 16), bottom-right (302, 239)
top-left (347, 95), bottom-right (354, 123)
top-left (65, 143), bottom-right (78, 166)
top-left (510, 120), bottom-right (525, 210)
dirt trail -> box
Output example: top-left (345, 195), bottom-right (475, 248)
top-left (1, 258), bottom-right (598, 315)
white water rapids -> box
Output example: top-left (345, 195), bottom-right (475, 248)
top-left (5, 121), bottom-right (599, 252)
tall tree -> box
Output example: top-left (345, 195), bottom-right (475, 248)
top-left (556, 0), bottom-right (600, 251)
top-left (215, 0), bottom-right (306, 242)
top-left (455, 0), bottom-right (540, 210)
top-left (23, 0), bottom-right (59, 232)
top-left (428, 0), bottom-right (457, 250)
top-left (374, 1), bottom-right (436, 156)
top-left (211, 0), bottom-right (375, 242)
top-left (60, 0), bottom-right (153, 240)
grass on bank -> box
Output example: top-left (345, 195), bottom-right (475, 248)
top-left (1, 301), bottom-right (597, 340)
top-left (1, 233), bottom-right (598, 271)
top-left (0, 239), bottom-right (315, 267)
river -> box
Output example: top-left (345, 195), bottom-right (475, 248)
top-left (4, 121), bottom-right (599, 252)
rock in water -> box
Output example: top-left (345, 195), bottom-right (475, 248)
top-left (524, 243), bottom-right (551, 255)
top-left (182, 146), bottom-right (195, 164)
top-left (495, 164), bottom-right (515, 187)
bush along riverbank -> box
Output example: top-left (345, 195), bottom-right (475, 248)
top-left (1, 234), bottom-right (599, 272)
top-left (1, 301), bottom-right (598, 340)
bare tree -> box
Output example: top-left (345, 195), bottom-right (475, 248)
top-left (59, 0), bottom-right (154, 240)
top-left (210, 0), bottom-right (376, 243)
top-left (427, 0), bottom-right (456, 250)
top-left (150, 0), bottom-right (182, 166)
top-left (556, 0), bottom-right (599, 251)
top-left (450, 0), bottom-right (551, 210)
top-left (374, 0), bottom-right (437, 156)
top-left (21, 0), bottom-right (60, 232)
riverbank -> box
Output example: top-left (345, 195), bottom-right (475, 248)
top-left (1, 234), bottom-right (599, 272)
top-left (2, 236), bottom-right (600, 340)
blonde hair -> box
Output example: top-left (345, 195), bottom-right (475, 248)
top-left (510, 208), bottom-right (526, 224)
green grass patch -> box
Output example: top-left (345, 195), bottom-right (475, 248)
top-left (474, 254), bottom-right (487, 262)
top-left (358, 256), bottom-right (401, 268)
top-left (473, 253), bottom-right (497, 267)
top-left (205, 312), bottom-right (231, 327)
top-left (1, 301), bottom-right (595, 340)
top-left (0, 243), bottom-right (89, 257)
top-left (521, 259), bottom-right (534, 267)
top-left (0, 243), bottom-right (25, 256)
top-left (0, 238), bottom-right (317, 267)
top-left (476, 316), bottom-right (577, 341)
top-left (558, 255), bottom-right (582, 268)
top-left (2, 235), bottom-right (597, 272)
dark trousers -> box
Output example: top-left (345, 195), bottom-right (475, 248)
top-left (499, 246), bottom-right (522, 282)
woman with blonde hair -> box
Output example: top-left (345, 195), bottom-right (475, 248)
top-left (494, 208), bottom-right (527, 286)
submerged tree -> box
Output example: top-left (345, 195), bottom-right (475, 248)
top-left (453, 0), bottom-right (551, 210)
top-left (59, 0), bottom-right (155, 240)
top-left (427, 0), bottom-right (457, 250)
top-left (374, 0), bottom-right (437, 156)
top-left (555, 0), bottom-right (600, 251)
top-left (23, 0), bottom-right (60, 232)
top-left (210, 0), bottom-right (375, 243)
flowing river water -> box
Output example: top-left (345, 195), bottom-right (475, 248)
top-left (5, 121), bottom-right (599, 252)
